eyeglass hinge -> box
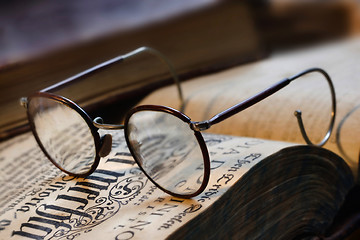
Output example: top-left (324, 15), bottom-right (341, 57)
top-left (190, 121), bottom-right (211, 132)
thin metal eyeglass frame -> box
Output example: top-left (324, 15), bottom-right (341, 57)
top-left (21, 46), bottom-right (336, 197)
top-left (190, 67), bottom-right (336, 147)
top-left (122, 67), bottom-right (336, 198)
top-left (93, 67), bottom-right (336, 148)
top-left (21, 46), bottom-right (185, 178)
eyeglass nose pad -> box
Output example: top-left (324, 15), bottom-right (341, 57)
top-left (99, 134), bottom-right (112, 157)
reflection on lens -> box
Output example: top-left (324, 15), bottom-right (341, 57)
top-left (28, 96), bottom-right (96, 175)
top-left (126, 110), bottom-right (205, 196)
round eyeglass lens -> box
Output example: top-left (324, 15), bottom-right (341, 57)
top-left (28, 96), bottom-right (97, 175)
top-left (126, 109), bottom-right (206, 196)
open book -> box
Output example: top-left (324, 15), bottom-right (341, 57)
top-left (0, 37), bottom-right (359, 239)
top-left (141, 37), bottom-right (360, 178)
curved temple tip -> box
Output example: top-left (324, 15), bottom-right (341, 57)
top-left (294, 110), bottom-right (301, 117)
top-left (289, 68), bottom-right (336, 147)
top-left (294, 109), bottom-right (314, 145)
top-left (294, 109), bottom-right (332, 147)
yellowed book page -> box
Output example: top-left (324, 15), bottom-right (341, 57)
top-left (140, 37), bottom-right (360, 175)
top-left (0, 130), bottom-right (291, 239)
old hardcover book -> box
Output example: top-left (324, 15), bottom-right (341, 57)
top-left (0, 0), bottom-right (264, 140)
top-left (142, 36), bottom-right (360, 176)
top-left (0, 37), bottom-right (359, 239)
top-left (0, 131), bottom-right (353, 239)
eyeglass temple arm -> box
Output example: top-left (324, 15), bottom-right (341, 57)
top-left (191, 68), bottom-right (336, 147)
top-left (39, 46), bottom-right (184, 107)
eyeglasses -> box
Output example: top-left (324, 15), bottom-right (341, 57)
top-left (21, 47), bottom-right (336, 198)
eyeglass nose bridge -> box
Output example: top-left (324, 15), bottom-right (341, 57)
top-left (93, 117), bottom-right (125, 130)
top-left (93, 117), bottom-right (125, 158)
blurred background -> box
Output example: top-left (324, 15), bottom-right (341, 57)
top-left (0, 1), bottom-right (360, 238)
top-left (1, 0), bottom-right (359, 64)
top-left (0, 0), bottom-right (359, 139)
